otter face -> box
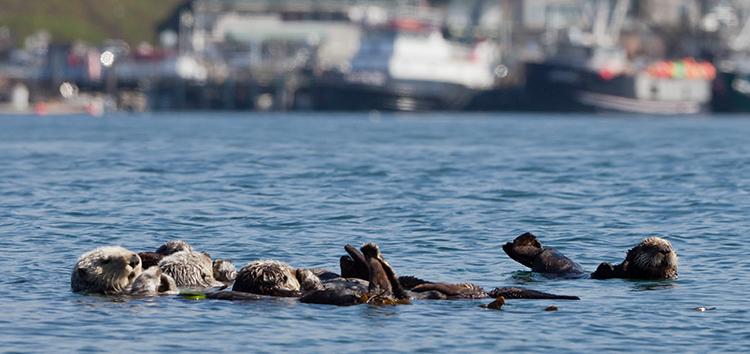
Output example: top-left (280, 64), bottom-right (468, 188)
top-left (155, 240), bottom-right (193, 255)
top-left (502, 232), bottom-right (545, 269)
top-left (212, 259), bottom-right (237, 283)
top-left (129, 266), bottom-right (178, 295)
top-left (626, 237), bottom-right (678, 279)
top-left (232, 260), bottom-right (302, 296)
top-left (295, 268), bottom-right (322, 292)
top-left (71, 246), bottom-right (143, 295)
top-left (158, 251), bottom-right (222, 288)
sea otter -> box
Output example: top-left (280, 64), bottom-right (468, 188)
top-left (71, 246), bottom-right (143, 295)
top-left (307, 243), bottom-right (579, 304)
top-left (591, 237), bottom-right (678, 280)
top-left (128, 266), bottom-right (179, 296)
top-left (138, 240), bottom-right (193, 269)
top-left (503, 233), bottom-right (678, 280)
top-left (139, 240), bottom-right (236, 288)
top-left (300, 243), bottom-right (410, 305)
top-left (230, 260), bottom-right (321, 297)
top-left (158, 250), bottom-right (224, 288)
top-left (502, 232), bottom-right (585, 278)
top-left (213, 258), bottom-right (237, 284)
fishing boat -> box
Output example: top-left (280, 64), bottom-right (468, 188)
top-left (524, 0), bottom-right (715, 115)
top-left (312, 19), bottom-right (501, 111)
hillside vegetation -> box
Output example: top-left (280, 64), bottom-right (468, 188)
top-left (0, 0), bottom-right (184, 45)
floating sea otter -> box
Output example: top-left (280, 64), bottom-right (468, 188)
top-left (207, 243), bottom-right (413, 305)
top-left (231, 260), bottom-right (322, 297)
top-left (300, 243), bottom-right (411, 305)
top-left (502, 232), bottom-right (678, 280)
top-left (331, 243), bottom-right (579, 303)
top-left (129, 266), bottom-right (179, 296)
top-left (591, 237), bottom-right (678, 280)
top-left (502, 232), bottom-right (585, 278)
top-left (71, 246), bottom-right (177, 296)
top-left (139, 240), bottom-right (237, 288)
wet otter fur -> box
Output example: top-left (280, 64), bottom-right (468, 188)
top-left (212, 258), bottom-right (237, 284)
top-left (128, 266), bottom-right (179, 296)
top-left (502, 232), bottom-right (585, 277)
top-left (340, 245), bottom-right (429, 291)
top-left (71, 246), bottom-right (143, 295)
top-left (138, 240), bottom-right (195, 269)
top-left (232, 260), bottom-right (320, 297)
top-left (300, 243), bottom-right (410, 305)
top-left (159, 250), bottom-right (223, 288)
top-left (360, 243), bottom-right (409, 302)
top-left (156, 240), bottom-right (193, 255)
top-left (140, 240), bottom-right (235, 285)
top-left (591, 237), bottom-right (678, 280)
top-left (340, 242), bottom-right (578, 300)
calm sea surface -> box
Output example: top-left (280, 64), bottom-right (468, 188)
top-left (0, 112), bottom-right (749, 353)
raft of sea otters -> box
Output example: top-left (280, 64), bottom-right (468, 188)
top-left (71, 232), bottom-right (678, 308)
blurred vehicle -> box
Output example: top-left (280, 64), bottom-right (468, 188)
top-left (312, 19), bottom-right (502, 111)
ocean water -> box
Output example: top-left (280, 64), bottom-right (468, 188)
top-left (0, 112), bottom-right (748, 353)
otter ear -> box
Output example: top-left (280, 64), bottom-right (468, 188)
top-left (77, 267), bottom-right (87, 277)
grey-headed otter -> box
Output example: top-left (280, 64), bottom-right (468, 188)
top-left (503, 232), bottom-right (678, 280)
top-left (591, 237), bottom-right (678, 280)
top-left (71, 246), bottom-right (143, 294)
top-left (71, 246), bottom-right (177, 296)
top-left (139, 240), bottom-right (236, 288)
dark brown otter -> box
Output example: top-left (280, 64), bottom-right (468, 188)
top-left (340, 244), bottom-right (429, 292)
top-left (300, 243), bottom-right (409, 306)
top-left (138, 252), bottom-right (164, 270)
top-left (341, 243), bottom-right (579, 301)
top-left (360, 243), bottom-right (409, 303)
top-left (591, 237), bottom-right (678, 280)
top-left (502, 232), bottom-right (585, 277)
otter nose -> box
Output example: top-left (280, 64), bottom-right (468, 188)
top-left (129, 255), bottom-right (140, 268)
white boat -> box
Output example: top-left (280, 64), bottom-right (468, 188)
top-left (313, 19), bottom-right (502, 111)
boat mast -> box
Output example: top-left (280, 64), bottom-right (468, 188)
top-left (592, 0), bottom-right (630, 47)
top-left (608, 0), bottom-right (630, 44)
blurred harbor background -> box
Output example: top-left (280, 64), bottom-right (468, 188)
top-left (2, 0), bottom-right (750, 115)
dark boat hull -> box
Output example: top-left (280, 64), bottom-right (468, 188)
top-left (311, 72), bottom-right (476, 112)
top-left (524, 62), bottom-right (709, 114)
top-left (712, 70), bottom-right (750, 112)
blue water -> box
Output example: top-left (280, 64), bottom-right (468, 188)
top-left (1, 112), bottom-right (749, 353)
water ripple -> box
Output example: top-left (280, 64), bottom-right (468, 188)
top-left (0, 113), bottom-right (749, 352)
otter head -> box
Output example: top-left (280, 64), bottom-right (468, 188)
top-left (625, 237), bottom-right (678, 279)
top-left (129, 266), bottom-right (178, 295)
top-left (158, 251), bottom-right (222, 288)
top-left (212, 258), bottom-right (237, 283)
top-left (155, 240), bottom-right (193, 255)
top-left (295, 268), bottom-right (323, 291)
top-left (502, 232), bottom-right (545, 268)
top-left (232, 260), bottom-right (302, 296)
top-left (71, 246), bottom-right (142, 295)
top-left (592, 237), bottom-right (678, 280)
